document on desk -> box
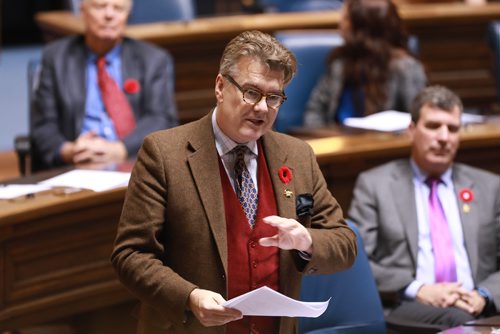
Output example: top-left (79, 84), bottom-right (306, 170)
top-left (344, 110), bottom-right (487, 132)
top-left (344, 110), bottom-right (411, 132)
top-left (222, 286), bottom-right (330, 317)
top-left (39, 169), bottom-right (131, 192)
top-left (0, 184), bottom-right (52, 199)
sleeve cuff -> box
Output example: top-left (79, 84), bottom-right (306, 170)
top-left (404, 280), bottom-right (425, 300)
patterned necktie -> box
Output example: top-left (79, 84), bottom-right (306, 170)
top-left (232, 145), bottom-right (258, 228)
top-left (96, 57), bottom-right (136, 139)
top-left (427, 177), bottom-right (457, 282)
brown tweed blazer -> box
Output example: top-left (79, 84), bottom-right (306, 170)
top-left (111, 112), bottom-right (356, 334)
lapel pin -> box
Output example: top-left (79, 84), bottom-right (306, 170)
top-left (462, 203), bottom-right (470, 213)
top-left (284, 189), bottom-right (293, 198)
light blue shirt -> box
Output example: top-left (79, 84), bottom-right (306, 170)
top-left (404, 160), bottom-right (474, 299)
top-left (81, 44), bottom-right (123, 140)
top-left (211, 108), bottom-right (258, 192)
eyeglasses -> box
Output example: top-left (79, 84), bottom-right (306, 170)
top-left (223, 74), bottom-right (287, 109)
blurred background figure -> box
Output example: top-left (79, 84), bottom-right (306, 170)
top-left (304, 0), bottom-right (427, 126)
top-left (31, 0), bottom-right (178, 171)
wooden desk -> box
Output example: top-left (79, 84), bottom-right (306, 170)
top-left (35, 3), bottom-right (500, 124)
top-left (0, 168), bottom-right (132, 331)
top-left (0, 121), bottom-right (499, 330)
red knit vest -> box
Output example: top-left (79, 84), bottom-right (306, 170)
top-left (218, 142), bottom-right (280, 334)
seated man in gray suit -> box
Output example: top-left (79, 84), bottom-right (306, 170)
top-left (349, 85), bottom-right (500, 329)
top-left (32, 0), bottom-right (177, 171)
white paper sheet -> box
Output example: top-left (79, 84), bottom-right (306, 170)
top-left (222, 286), bottom-right (330, 318)
top-left (344, 110), bottom-right (411, 132)
top-left (0, 184), bottom-right (52, 199)
top-left (39, 169), bottom-right (131, 192)
top-left (344, 110), bottom-right (486, 132)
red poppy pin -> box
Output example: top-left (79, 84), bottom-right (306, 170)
top-left (124, 78), bottom-right (140, 94)
top-left (278, 166), bottom-right (292, 185)
top-left (459, 188), bottom-right (473, 213)
top-left (459, 188), bottom-right (474, 203)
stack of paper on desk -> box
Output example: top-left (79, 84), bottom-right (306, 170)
top-left (39, 169), bottom-right (131, 192)
top-left (223, 286), bottom-right (330, 318)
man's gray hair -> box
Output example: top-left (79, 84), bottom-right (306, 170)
top-left (410, 85), bottom-right (463, 123)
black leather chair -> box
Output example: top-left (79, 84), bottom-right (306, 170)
top-left (14, 59), bottom-right (40, 176)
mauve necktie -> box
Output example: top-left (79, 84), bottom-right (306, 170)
top-left (427, 177), bottom-right (457, 282)
top-left (96, 57), bottom-right (136, 139)
top-left (233, 145), bottom-right (258, 228)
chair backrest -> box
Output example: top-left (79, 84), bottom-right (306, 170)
top-left (274, 31), bottom-right (344, 133)
top-left (66, 0), bottom-right (195, 24)
top-left (298, 220), bottom-right (387, 334)
top-left (128, 0), bottom-right (195, 24)
top-left (258, 0), bottom-right (342, 12)
top-left (488, 21), bottom-right (500, 103)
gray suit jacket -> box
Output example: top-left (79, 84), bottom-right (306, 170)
top-left (111, 112), bottom-right (357, 333)
top-left (348, 159), bottom-right (500, 311)
top-left (31, 35), bottom-right (178, 170)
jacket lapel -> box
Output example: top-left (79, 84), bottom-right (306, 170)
top-left (453, 165), bottom-right (479, 279)
top-left (120, 39), bottom-right (141, 117)
top-left (392, 160), bottom-right (419, 267)
top-left (261, 133), bottom-right (296, 220)
top-left (70, 37), bottom-right (88, 136)
top-left (186, 113), bottom-right (228, 274)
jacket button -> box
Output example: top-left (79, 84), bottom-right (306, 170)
top-left (222, 274), bottom-right (226, 280)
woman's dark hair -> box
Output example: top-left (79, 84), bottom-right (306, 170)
top-left (330, 0), bottom-right (408, 116)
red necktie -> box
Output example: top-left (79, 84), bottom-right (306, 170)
top-left (96, 57), bottom-right (136, 139)
top-left (427, 177), bottom-right (457, 282)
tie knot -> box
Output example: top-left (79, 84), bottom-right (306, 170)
top-left (426, 177), bottom-right (441, 188)
top-left (232, 145), bottom-right (248, 161)
top-left (97, 57), bottom-right (107, 69)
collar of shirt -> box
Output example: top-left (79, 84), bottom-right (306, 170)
top-left (86, 43), bottom-right (123, 66)
top-left (409, 158), bottom-right (453, 188)
top-left (211, 108), bottom-right (258, 157)
top-left (211, 109), bottom-right (259, 191)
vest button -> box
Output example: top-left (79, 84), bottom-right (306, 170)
top-left (221, 274), bottom-right (226, 280)
top-left (252, 261), bottom-right (257, 268)
top-left (249, 241), bottom-right (256, 248)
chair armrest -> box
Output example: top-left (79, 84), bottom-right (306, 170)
top-left (14, 134), bottom-right (31, 176)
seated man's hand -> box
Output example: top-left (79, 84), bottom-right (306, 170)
top-left (454, 290), bottom-right (486, 316)
top-left (188, 288), bottom-right (242, 327)
top-left (259, 215), bottom-right (313, 254)
top-left (416, 282), bottom-right (466, 308)
top-left (60, 131), bottom-right (127, 165)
